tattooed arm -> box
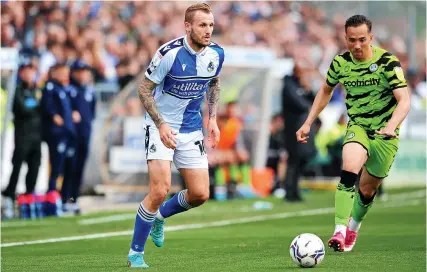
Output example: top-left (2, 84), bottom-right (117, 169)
top-left (138, 76), bottom-right (164, 128)
top-left (206, 77), bottom-right (221, 148)
top-left (207, 77), bottom-right (221, 120)
top-left (138, 76), bottom-right (177, 149)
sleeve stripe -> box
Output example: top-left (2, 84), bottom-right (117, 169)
top-left (158, 37), bottom-right (184, 56)
top-left (329, 62), bottom-right (337, 73)
top-left (333, 59), bottom-right (341, 67)
top-left (326, 79), bottom-right (337, 87)
top-left (144, 72), bottom-right (161, 84)
top-left (384, 61), bottom-right (401, 72)
top-left (390, 83), bottom-right (407, 90)
top-left (387, 74), bottom-right (398, 82)
top-left (327, 71), bottom-right (337, 80)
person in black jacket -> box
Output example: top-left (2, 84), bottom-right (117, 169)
top-left (266, 113), bottom-right (287, 195)
top-left (2, 61), bottom-right (42, 204)
top-left (281, 61), bottom-right (316, 202)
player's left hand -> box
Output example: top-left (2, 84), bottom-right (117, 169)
top-left (375, 127), bottom-right (399, 138)
top-left (208, 119), bottom-right (220, 149)
top-left (72, 111), bottom-right (81, 123)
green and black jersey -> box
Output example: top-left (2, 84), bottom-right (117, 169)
top-left (326, 46), bottom-right (407, 132)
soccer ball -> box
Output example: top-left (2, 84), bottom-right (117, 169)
top-left (289, 233), bottom-right (325, 268)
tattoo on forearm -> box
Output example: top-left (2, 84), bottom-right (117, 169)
top-left (207, 77), bottom-right (220, 119)
top-left (138, 76), bottom-right (164, 128)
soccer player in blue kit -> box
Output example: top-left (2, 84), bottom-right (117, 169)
top-left (127, 3), bottom-right (224, 268)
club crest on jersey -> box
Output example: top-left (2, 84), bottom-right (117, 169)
top-left (344, 65), bottom-right (351, 73)
top-left (147, 52), bottom-right (163, 74)
top-left (369, 63), bottom-right (378, 72)
top-left (85, 92), bottom-right (93, 102)
top-left (347, 132), bottom-right (355, 139)
top-left (207, 61), bottom-right (215, 73)
top-left (57, 142), bottom-right (66, 153)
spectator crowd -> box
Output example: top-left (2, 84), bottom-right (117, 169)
top-left (1, 1), bottom-right (425, 214)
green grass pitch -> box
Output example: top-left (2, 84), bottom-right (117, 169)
top-left (1, 187), bottom-right (425, 271)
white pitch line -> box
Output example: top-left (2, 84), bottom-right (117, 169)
top-left (1, 221), bottom-right (52, 228)
top-left (387, 190), bottom-right (426, 200)
top-left (1, 230), bottom-right (133, 248)
top-left (78, 214), bottom-right (136, 225)
top-left (1, 198), bottom-right (423, 248)
top-left (77, 207), bottom-right (223, 225)
top-left (77, 189), bottom-right (426, 226)
top-left (3, 190), bottom-right (424, 228)
top-left (382, 199), bottom-right (424, 208)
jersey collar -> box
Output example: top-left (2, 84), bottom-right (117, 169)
top-left (183, 35), bottom-right (207, 56)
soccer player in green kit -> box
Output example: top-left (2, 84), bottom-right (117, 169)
top-left (296, 15), bottom-right (410, 252)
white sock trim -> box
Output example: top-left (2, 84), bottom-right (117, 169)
top-left (348, 217), bottom-right (362, 232)
top-left (335, 224), bottom-right (347, 235)
top-left (156, 211), bottom-right (165, 220)
top-left (129, 249), bottom-right (144, 255)
top-left (137, 203), bottom-right (157, 222)
top-left (139, 202), bottom-right (157, 216)
top-left (178, 190), bottom-right (192, 210)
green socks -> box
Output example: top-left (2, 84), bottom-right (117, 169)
top-left (335, 183), bottom-right (356, 226)
top-left (352, 190), bottom-right (375, 222)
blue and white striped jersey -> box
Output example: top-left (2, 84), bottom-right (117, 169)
top-left (145, 36), bottom-right (225, 133)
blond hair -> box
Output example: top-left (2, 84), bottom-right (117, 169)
top-left (184, 3), bottom-right (212, 23)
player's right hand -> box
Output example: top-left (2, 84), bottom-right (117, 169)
top-left (296, 123), bottom-right (311, 143)
top-left (53, 114), bottom-right (64, 126)
top-left (159, 123), bottom-right (177, 150)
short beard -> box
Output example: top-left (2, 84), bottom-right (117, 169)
top-left (190, 30), bottom-right (209, 49)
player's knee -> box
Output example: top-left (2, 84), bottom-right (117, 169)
top-left (199, 191), bottom-right (210, 203)
top-left (342, 155), bottom-right (364, 174)
top-left (359, 183), bottom-right (376, 199)
top-left (149, 188), bottom-right (169, 206)
top-left (338, 170), bottom-right (358, 188)
top-left (342, 162), bottom-right (362, 174)
top-left (188, 190), bottom-right (209, 206)
top-left (357, 188), bottom-right (376, 205)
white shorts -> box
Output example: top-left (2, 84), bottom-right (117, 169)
top-left (144, 125), bottom-right (208, 169)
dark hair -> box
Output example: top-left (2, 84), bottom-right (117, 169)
top-left (345, 15), bottom-right (372, 33)
top-left (226, 101), bottom-right (238, 107)
top-left (50, 62), bottom-right (68, 70)
top-left (271, 113), bottom-right (282, 121)
top-left (116, 58), bottom-right (130, 69)
top-left (185, 3), bottom-right (212, 23)
top-left (47, 40), bottom-right (61, 50)
top-left (48, 62), bottom-right (68, 79)
top-left (64, 39), bottom-right (75, 50)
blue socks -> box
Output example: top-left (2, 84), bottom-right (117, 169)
top-left (129, 190), bottom-right (193, 254)
top-left (158, 190), bottom-right (192, 219)
top-left (130, 203), bottom-right (156, 253)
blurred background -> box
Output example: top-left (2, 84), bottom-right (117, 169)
top-left (1, 1), bottom-right (425, 217)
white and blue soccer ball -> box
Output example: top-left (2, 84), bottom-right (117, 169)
top-left (289, 233), bottom-right (325, 268)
